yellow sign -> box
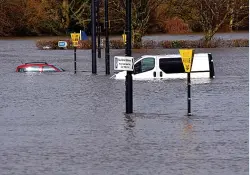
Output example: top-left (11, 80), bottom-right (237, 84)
top-left (71, 33), bottom-right (80, 47)
top-left (179, 49), bottom-right (195, 72)
top-left (122, 31), bottom-right (135, 44)
top-left (122, 33), bottom-right (126, 44)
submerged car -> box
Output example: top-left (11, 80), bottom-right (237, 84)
top-left (16, 62), bottom-right (64, 72)
top-left (111, 53), bottom-right (215, 80)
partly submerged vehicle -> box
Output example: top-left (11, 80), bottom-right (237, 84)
top-left (16, 62), bottom-right (64, 72)
top-left (111, 53), bottom-right (215, 80)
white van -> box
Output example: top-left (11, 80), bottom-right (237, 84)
top-left (111, 53), bottom-right (215, 80)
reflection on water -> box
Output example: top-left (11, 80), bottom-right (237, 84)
top-left (0, 39), bottom-right (248, 175)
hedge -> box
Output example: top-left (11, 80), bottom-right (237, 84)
top-left (36, 38), bottom-right (249, 50)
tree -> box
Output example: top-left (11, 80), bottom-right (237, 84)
top-left (109, 0), bottom-right (163, 44)
top-left (61, 0), bottom-right (91, 32)
top-left (22, 0), bottom-right (62, 35)
top-left (228, 0), bottom-right (249, 31)
top-left (196, 0), bottom-right (232, 41)
top-left (0, 0), bottom-right (24, 36)
top-left (165, 0), bottom-right (237, 42)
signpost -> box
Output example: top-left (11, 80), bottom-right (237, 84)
top-left (179, 49), bottom-right (194, 116)
top-left (91, 0), bottom-right (97, 74)
top-left (105, 0), bottom-right (110, 75)
top-left (71, 33), bottom-right (80, 74)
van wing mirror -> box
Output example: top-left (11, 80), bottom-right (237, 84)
top-left (133, 61), bottom-right (141, 74)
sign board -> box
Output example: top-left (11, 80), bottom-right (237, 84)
top-left (58, 41), bottom-right (68, 48)
top-left (80, 30), bottom-right (88, 40)
top-left (71, 33), bottom-right (80, 47)
top-left (122, 32), bottom-right (135, 44)
top-left (122, 34), bottom-right (126, 44)
top-left (114, 56), bottom-right (134, 71)
top-left (179, 49), bottom-right (195, 72)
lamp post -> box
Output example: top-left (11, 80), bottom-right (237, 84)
top-left (91, 0), bottom-right (97, 74)
top-left (97, 0), bottom-right (101, 58)
top-left (125, 0), bottom-right (133, 113)
top-left (105, 0), bottom-right (110, 75)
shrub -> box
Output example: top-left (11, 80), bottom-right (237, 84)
top-left (78, 40), bottom-right (92, 49)
top-left (231, 39), bottom-right (249, 47)
top-left (109, 39), bottom-right (125, 49)
top-left (36, 38), bottom-right (249, 50)
top-left (162, 17), bottom-right (191, 34)
top-left (36, 39), bottom-right (60, 49)
top-left (142, 40), bottom-right (158, 49)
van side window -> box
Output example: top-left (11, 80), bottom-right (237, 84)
top-left (159, 58), bottom-right (185, 74)
top-left (134, 57), bottom-right (155, 74)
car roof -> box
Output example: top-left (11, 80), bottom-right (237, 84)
top-left (24, 62), bottom-right (48, 65)
top-left (17, 62), bottom-right (53, 68)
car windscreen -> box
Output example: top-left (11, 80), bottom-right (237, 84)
top-left (53, 65), bottom-right (64, 71)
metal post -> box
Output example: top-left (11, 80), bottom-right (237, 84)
top-left (187, 72), bottom-right (191, 116)
top-left (91, 0), bottom-right (97, 74)
top-left (105, 0), bottom-right (110, 75)
top-left (97, 0), bottom-right (101, 58)
top-left (125, 0), bottom-right (133, 114)
top-left (74, 47), bottom-right (76, 74)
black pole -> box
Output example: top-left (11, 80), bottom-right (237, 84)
top-left (74, 47), bottom-right (76, 74)
top-left (97, 0), bottom-right (101, 58)
top-left (105, 0), bottom-right (110, 75)
top-left (91, 0), bottom-right (97, 74)
top-left (187, 72), bottom-right (191, 116)
top-left (125, 0), bottom-right (133, 114)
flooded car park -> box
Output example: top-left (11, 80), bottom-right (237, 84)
top-left (0, 39), bottom-right (248, 175)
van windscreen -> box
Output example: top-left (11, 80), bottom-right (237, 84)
top-left (159, 58), bottom-right (185, 74)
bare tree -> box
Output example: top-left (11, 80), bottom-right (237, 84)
top-left (61, 0), bottom-right (91, 31)
top-left (109, 0), bottom-right (163, 44)
top-left (197, 0), bottom-right (232, 41)
top-left (228, 0), bottom-right (249, 31)
top-left (168, 0), bottom-right (235, 42)
top-left (0, 0), bottom-right (27, 36)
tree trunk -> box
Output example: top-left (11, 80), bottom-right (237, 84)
top-left (204, 29), bottom-right (213, 41)
top-left (62, 0), bottom-right (70, 30)
top-left (229, 1), bottom-right (234, 32)
top-left (203, 29), bottom-right (214, 47)
top-left (133, 30), bottom-right (143, 48)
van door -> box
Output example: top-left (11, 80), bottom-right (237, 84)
top-left (133, 56), bottom-right (157, 80)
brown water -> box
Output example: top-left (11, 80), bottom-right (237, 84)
top-left (0, 38), bottom-right (248, 175)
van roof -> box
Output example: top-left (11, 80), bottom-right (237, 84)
top-left (141, 53), bottom-right (210, 58)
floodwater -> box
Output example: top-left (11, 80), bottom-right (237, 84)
top-left (0, 38), bottom-right (248, 175)
top-left (143, 31), bottom-right (249, 41)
